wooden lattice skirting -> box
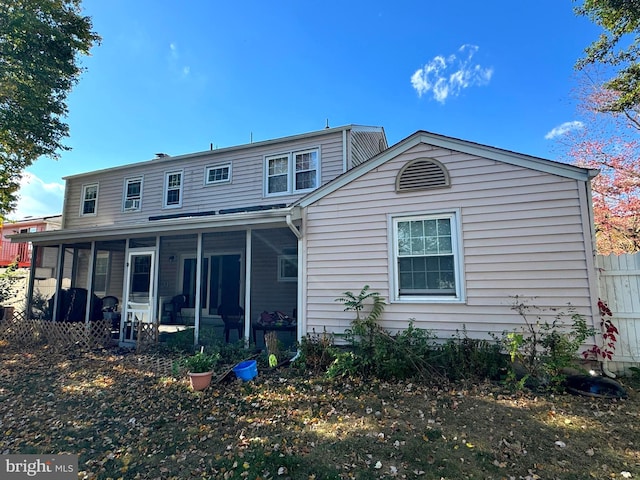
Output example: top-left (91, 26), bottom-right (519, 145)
top-left (0, 311), bottom-right (112, 351)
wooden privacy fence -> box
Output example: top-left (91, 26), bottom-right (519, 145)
top-left (597, 253), bottom-right (640, 374)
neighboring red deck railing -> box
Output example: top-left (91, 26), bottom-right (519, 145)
top-left (0, 239), bottom-right (32, 267)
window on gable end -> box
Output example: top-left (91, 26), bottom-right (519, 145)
top-left (396, 158), bottom-right (450, 192)
top-left (391, 211), bottom-right (464, 302)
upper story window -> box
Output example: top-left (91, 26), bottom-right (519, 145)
top-left (265, 148), bottom-right (319, 196)
top-left (81, 183), bottom-right (98, 216)
top-left (391, 211), bottom-right (464, 303)
top-left (205, 163), bottom-right (231, 185)
top-left (164, 170), bottom-right (183, 208)
top-left (123, 176), bottom-right (143, 211)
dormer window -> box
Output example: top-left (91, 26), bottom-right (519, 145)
top-left (123, 176), bottom-right (143, 211)
top-left (265, 148), bottom-right (319, 196)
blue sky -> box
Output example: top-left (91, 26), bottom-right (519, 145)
top-left (13, 0), bottom-right (602, 219)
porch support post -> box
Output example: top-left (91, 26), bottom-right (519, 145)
top-left (52, 245), bottom-right (65, 321)
top-left (244, 229), bottom-right (252, 346)
top-left (297, 234), bottom-right (304, 344)
top-left (84, 241), bottom-right (96, 325)
top-left (25, 245), bottom-right (37, 320)
top-left (194, 232), bottom-right (203, 346)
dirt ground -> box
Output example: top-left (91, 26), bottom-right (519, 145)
top-left (1, 346), bottom-right (638, 479)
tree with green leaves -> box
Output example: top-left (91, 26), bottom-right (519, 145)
top-left (574, 0), bottom-right (640, 112)
top-left (0, 0), bottom-right (100, 219)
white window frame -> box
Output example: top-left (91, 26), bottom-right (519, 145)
top-left (123, 176), bottom-right (143, 212)
top-left (389, 210), bottom-right (465, 303)
top-left (93, 251), bottom-right (110, 297)
top-left (264, 148), bottom-right (320, 197)
top-left (163, 170), bottom-right (183, 208)
top-left (80, 183), bottom-right (99, 216)
top-left (205, 163), bottom-right (232, 185)
top-left (277, 255), bottom-right (297, 282)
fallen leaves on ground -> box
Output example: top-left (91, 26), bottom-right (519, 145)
top-left (0, 346), bottom-right (639, 479)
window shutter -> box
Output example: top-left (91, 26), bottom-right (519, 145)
top-left (396, 158), bottom-right (450, 192)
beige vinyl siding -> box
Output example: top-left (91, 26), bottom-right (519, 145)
top-left (63, 132), bottom-right (347, 230)
top-left (303, 143), bottom-right (596, 340)
top-left (349, 130), bottom-right (388, 167)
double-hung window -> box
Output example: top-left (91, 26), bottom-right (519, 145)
top-left (164, 170), bottom-right (183, 208)
top-left (392, 211), bottom-right (464, 302)
top-left (205, 163), bottom-right (231, 185)
top-left (81, 183), bottom-right (98, 216)
top-left (123, 176), bottom-right (143, 211)
top-left (265, 148), bottom-right (319, 196)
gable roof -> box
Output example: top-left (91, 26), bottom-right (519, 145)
top-left (295, 130), bottom-right (599, 208)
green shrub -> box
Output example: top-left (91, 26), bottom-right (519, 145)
top-left (497, 296), bottom-right (596, 391)
top-left (434, 329), bottom-right (507, 381)
top-left (298, 328), bottom-right (337, 374)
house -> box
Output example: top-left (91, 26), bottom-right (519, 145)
top-left (9, 126), bottom-right (600, 348)
top-left (1, 216), bottom-right (61, 267)
top-left (1, 216), bottom-right (62, 312)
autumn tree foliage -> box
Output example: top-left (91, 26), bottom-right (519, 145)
top-left (564, 76), bottom-right (640, 254)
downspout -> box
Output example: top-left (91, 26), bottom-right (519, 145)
top-left (585, 172), bottom-right (616, 378)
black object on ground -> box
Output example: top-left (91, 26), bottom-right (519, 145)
top-left (565, 374), bottom-right (628, 399)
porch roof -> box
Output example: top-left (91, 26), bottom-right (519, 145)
top-left (8, 206), bottom-right (302, 246)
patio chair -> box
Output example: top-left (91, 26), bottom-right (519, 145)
top-left (218, 303), bottom-right (244, 342)
top-left (163, 294), bottom-right (186, 324)
top-left (101, 296), bottom-right (120, 330)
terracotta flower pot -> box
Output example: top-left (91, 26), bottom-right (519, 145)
top-left (188, 371), bottom-right (213, 391)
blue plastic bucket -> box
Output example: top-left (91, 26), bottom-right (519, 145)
top-left (233, 360), bottom-right (258, 381)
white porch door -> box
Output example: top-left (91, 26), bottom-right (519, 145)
top-left (121, 249), bottom-right (156, 345)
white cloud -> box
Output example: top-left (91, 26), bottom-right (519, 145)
top-left (169, 42), bottom-right (190, 78)
top-left (10, 172), bottom-right (64, 220)
top-left (544, 121), bottom-right (585, 139)
top-left (169, 42), bottom-right (179, 59)
top-left (411, 44), bottom-right (493, 103)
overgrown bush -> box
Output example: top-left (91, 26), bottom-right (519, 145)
top-left (298, 329), bottom-right (337, 374)
top-left (497, 296), bottom-right (596, 391)
top-left (328, 286), bottom-right (510, 382)
top-left (434, 328), bottom-right (508, 381)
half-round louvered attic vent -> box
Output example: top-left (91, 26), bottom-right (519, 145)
top-left (396, 158), bottom-right (450, 192)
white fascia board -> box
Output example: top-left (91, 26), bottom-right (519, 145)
top-left (296, 131), bottom-right (595, 208)
top-left (415, 131), bottom-right (593, 181)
